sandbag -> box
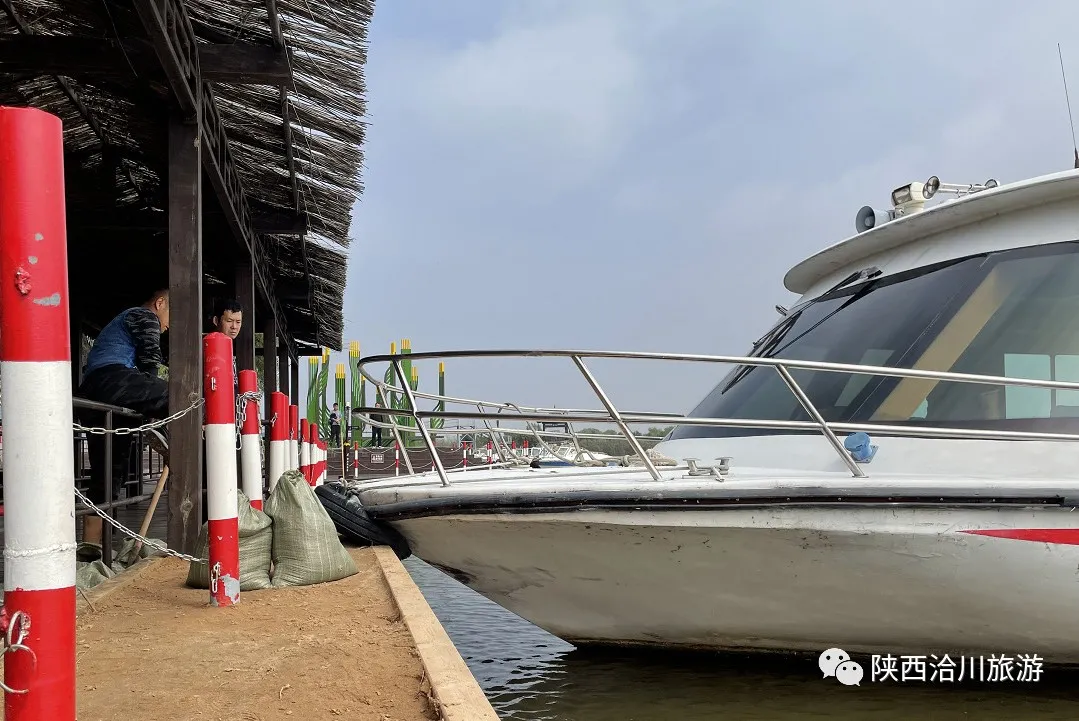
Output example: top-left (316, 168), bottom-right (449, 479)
top-left (264, 469), bottom-right (357, 587)
top-left (76, 559), bottom-right (117, 590)
top-left (114, 536), bottom-right (166, 567)
top-left (186, 489), bottom-right (273, 591)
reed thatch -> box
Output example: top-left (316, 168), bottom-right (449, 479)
top-left (0, 0), bottom-right (374, 351)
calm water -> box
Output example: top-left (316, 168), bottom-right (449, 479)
top-left (404, 558), bottom-right (1079, 720)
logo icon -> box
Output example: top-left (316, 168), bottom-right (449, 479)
top-left (819, 647), bottom-right (864, 686)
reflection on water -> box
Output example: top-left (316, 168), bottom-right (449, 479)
top-left (404, 557), bottom-right (1079, 720)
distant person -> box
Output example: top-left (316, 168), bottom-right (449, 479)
top-left (211, 298), bottom-right (243, 392)
top-left (330, 403), bottom-right (341, 447)
top-left (371, 400), bottom-right (385, 447)
top-left (77, 289), bottom-right (171, 558)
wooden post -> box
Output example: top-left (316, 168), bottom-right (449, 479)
top-left (289, 359), bottom-right (299, 406)
top-left (167, 113), bottom-right (203, 555)
top-left (262, 315), bottom-right (278, 396)
top-left (234, 257), bottom-right (255, 374)
top-left (277, 343), bottom-right (289, 398)
top-left (262, 313), bottom-right (278, 491)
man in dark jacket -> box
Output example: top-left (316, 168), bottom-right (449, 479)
top-left (77, 289), bottom-right (171, 556)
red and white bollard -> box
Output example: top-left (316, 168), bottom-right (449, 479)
top-left (308, 423), bottom-right (320, 486)
top-left (462, 441), bottom-right (468, 470)
top-left (0, 105), bottom-right (77, 721)
top-left (395, 441), bottom-right (400, 477)
top-left (299, 418), bottom-right (310, 483)
top-left (288, 404), bottom-right (299, 471)
top-left (238, 370), bottom-right (263, 510)
top-left (267, 391), bottom-right (288, 494)
top-left (352, 441), bottom-right (360, 480)
top-left (204, 332), bottom-right (240, 607)
top-left (316, 435), bottom-right (326, 486)
top-left (487, 441), bottom-right (493, 464)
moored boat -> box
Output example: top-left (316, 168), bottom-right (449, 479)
top-left (342, 168), bottom-right (1079, 663)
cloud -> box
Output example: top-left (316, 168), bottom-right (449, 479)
top-left (325, 1), bottom-right (1079, 421)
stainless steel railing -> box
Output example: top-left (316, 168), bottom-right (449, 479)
top-left (352, 349), bottom-right (1079, 486)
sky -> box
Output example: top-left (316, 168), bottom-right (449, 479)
top-left (304, 0), bottom-right (1079, 427)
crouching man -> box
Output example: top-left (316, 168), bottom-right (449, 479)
top-left (77, 289), bottom-right (171, 558)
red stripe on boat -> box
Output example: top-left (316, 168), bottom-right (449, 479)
top-left (961, 529), bottom-right (1079, 545)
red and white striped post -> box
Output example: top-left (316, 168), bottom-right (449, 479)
top-left (267, 392), bottom-right (288, 493)
top-left (204, 332), bottom-right (240, 607)
top-left (395, 440), bottom-right (400, 477)
top-left (315, 433), bottom-right (326, 486)
top-left (352, 440), bottom-right (360, 479)
top-left (238, 369), bottom-right (263, 510)
top-left (487, 440), bottom-right (493, 464)
top-left (299, 418), bottom-right (311, 483)
top-left (462, 441), bottom-right (468, 470)
top-left (288, 404), bottom-right (299, 471)
top-left (0, 105), bottom-right (76, 721)
top-left (309, 423), bottom-right (320, 486)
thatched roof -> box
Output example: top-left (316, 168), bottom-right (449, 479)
top-left (0, 0), bottom-right (374, 351)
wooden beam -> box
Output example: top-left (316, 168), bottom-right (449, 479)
top-left (68, 207), bottom-right (308, 235)
top-left (0, 3), bottom-right (152, 204)
top-left (0, 36), bottom-right (291, 85)
top-left (167, 113), bottom-right (204, 555)
top-left (199, 43), bottom-right (292, 85)
top-left (235, 257), bottom-right (256, 375)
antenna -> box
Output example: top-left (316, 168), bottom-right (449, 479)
top-left (1058, 43), bottom-right (1079, 169)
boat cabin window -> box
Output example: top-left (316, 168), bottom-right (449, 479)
top-left (669, 239), bottom-right (1079, 439)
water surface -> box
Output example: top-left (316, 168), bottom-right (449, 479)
top-left (404, 557), bottom-right (1079, 720)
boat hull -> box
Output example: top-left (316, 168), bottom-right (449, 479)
top-left (389, 504), bottom-right (1079, 662)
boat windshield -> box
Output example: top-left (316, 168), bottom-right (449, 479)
top-left (669, 239), bottom-right (1079, 440)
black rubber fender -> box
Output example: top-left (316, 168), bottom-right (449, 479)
top-left (315, 482), bottom-right (412, 560)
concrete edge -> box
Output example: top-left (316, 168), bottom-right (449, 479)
top-left (372, 547), bottom-right (501, 721)
top-left (75, 555), bottom-right (171, 616)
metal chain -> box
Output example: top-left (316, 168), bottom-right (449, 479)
top-left (235, 391), bottom-right (262, 449)
top-left (235, 391), bottom-right (262, 429)
top-left (72, 486), bottom-right (206, 563)
top-left (73, 395), bottom-right (204, 436)
top-left (0, 610), bottom-right (35, 695)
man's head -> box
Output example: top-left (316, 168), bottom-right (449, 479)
top-left (333, 403), bottom-right (339, 411)
top-left (144, 289), bottom-right (169, 332)
top-left (212, 298), bottom-right (243, 340)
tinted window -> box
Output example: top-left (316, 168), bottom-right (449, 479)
top-left (670, 240), bottom-right (1079, 439)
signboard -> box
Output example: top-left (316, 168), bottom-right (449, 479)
top-left (371, 452), bottom-right (385, 464)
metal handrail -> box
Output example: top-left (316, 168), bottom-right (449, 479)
top-left (353, 349), bottom-right (1079, 486)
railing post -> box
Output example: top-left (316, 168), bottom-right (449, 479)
top-left (203, 332), bottom-right (240, 607)
top-left (267, 391), bottom-right (288, 493)
top-left (0, 105), bottom-right (76, 721)
top-left (299, 418), bottom-right (310, 484)
top-left (774, 364), bottom-right (866, 478)
top-left (393, 359), bottom-right (450, 485)
top-left (102, 410), bottom-right (114, 566)
top-left (238, 369), bottom-right (263, 510)
top-left (571, 356), bottom-right (662, 481)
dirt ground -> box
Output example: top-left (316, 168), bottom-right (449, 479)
top-left (76, 548), bottom-right (438, 721)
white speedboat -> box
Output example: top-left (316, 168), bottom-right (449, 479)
top-left (348, 169), bottom-right (1079, 663)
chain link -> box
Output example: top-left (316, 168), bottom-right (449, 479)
top-left (73, 395), bottom-right (204, 436)
top-left (0, 610), bottom-right (36, 695)
top-left (72, 486), bottom-right (206, 563)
